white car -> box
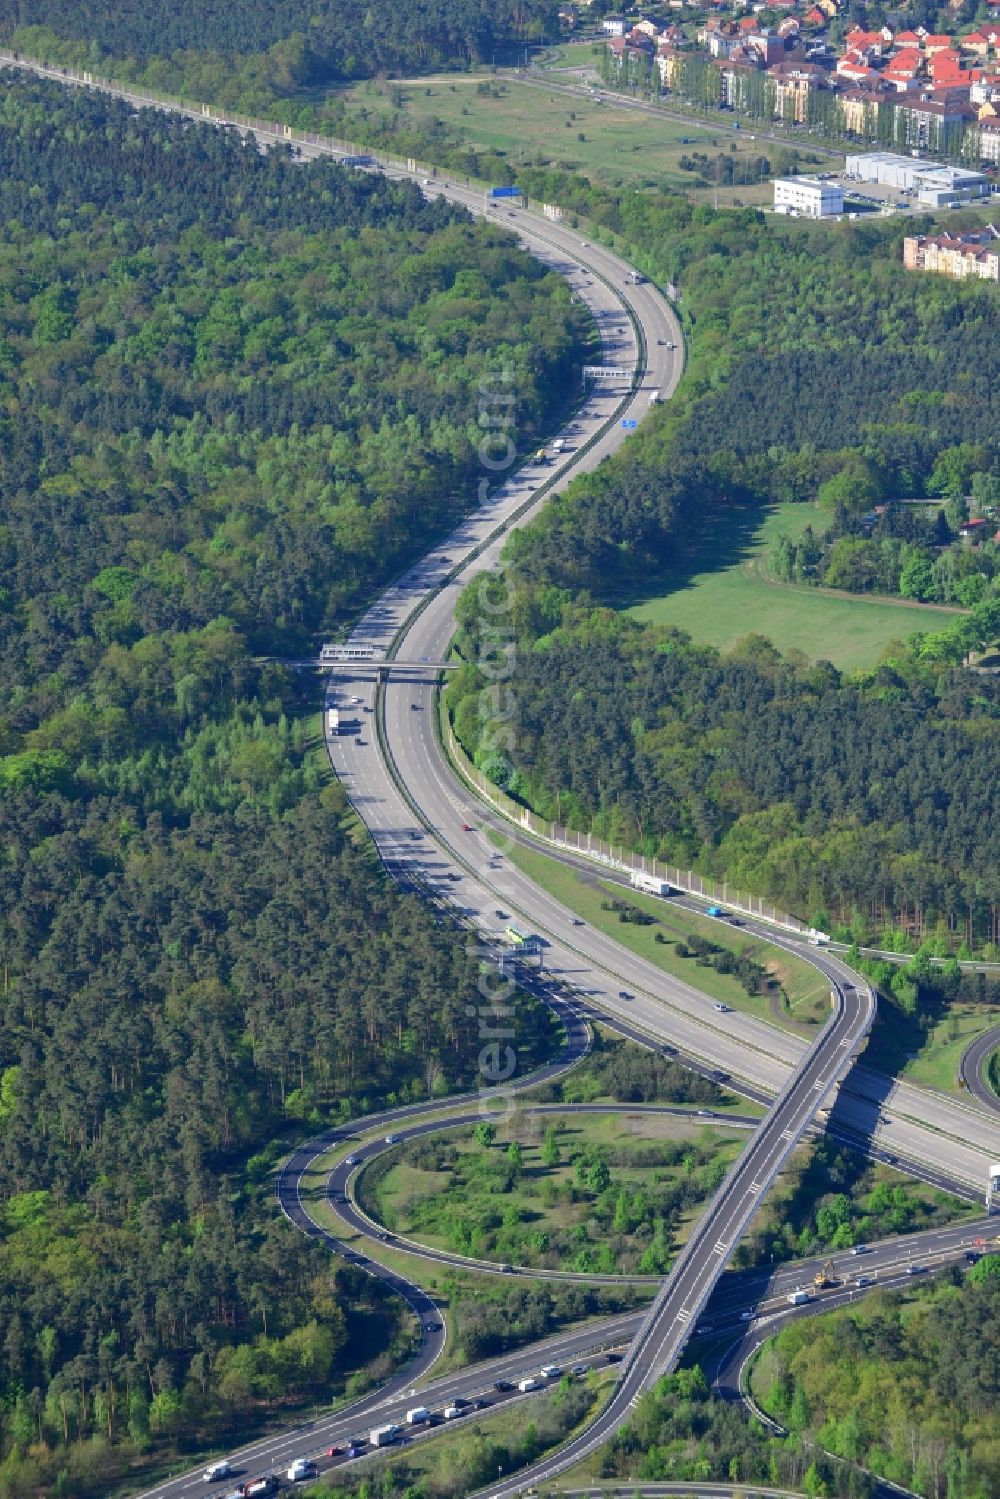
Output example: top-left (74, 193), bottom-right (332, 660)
top-left (385, 1134), bottom-right (399, 1144)
top-left (442, 1405), bottom-right (463, 1420)
top-left (287, 1458), bottom-right (317, 1482)
top-left (539, 1364), bottom-right (562, 1378)
top-left (203, 1461), bottom-right (233, 1483)
top-left (570, 1362), bottom-right (589, 1376)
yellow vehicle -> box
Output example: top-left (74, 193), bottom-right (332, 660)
top-left (813, 1258), bottom-right (837, 1290)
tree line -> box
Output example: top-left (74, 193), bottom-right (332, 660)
top-left (445, 200), bottom-right (1000, 953)
top-left (2, 0), bottom-right (559, 85)
top-left (0, 74), bottom-right (573, 1493)
top-left (759, 1264), bottom-right (1000, 1498)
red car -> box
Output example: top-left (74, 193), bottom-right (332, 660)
top-left (461, 823), bottom-right (473, 832)
top-left (326, 1445), bottom-right (342, 1457)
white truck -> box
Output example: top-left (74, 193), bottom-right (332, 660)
top-left (551, 437), bottom-right (566, 452)
top-left (787, 1290), bottom-right (810, 1306)
top-left (327, 707), bottom-right (340, 735)
top-left (518, 1377), bottom-right (541, 1393)
top-left (648, 388), bottom-right (662, 403)
top-left (630, 871), bottom-right (672, 898)
top-left (369, 1424), bottom-right (400, 1447)
top-left (406, 1406), bottom-right (430, 1425)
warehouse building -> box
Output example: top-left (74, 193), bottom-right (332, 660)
top-left (844, 151), bottom-right (991, 205)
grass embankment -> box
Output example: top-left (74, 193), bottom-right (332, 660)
top-left (368, 1111), bottom-right (745, 1275)
top-left (527, 1025), bottom-right (767, 1120)
top-left (484, 826), bottom-right (831, 1031)
top-left (626, 501), bottom-right (943, 670)
top-left (734, 1134), bottom-right (976, 1271)
top-left (326, 1369), bottom-right (614, 1497)
top-left (339, 73), bottom-right (816, 206)
top-left (292, 1134), bottom-right (650, 1380)
top-left (864, 1003), bottom-right (1000, 1099)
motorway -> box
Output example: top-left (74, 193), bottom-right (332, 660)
top-left (134, 1204), bottom-right (997, 1498)
top-left (313, 202), bottom-right (885, 1489)
top-left (13, 53), bottom-right (999, 1497)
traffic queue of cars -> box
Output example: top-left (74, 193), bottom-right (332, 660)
top-left (203, 1359), bottom-right (607, 1490)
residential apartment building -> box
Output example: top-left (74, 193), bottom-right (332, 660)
top-left (903, 227), bottom-right (1000, 281)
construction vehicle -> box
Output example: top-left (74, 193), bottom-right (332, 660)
top-left (813, 1258), bottom-right (837, 1290)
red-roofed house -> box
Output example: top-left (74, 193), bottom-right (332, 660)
top-left (804, 5), bottom-right (826, 23)
top-left (894, 29), bottom-right (924, 46)
top-left (889, 47), bottom-right (923, 73)
top-left (844, 27), bottom-right (887, 54)
top-left (922, 34), bottom-right (955, 54)
top-left (960, 31), bottom-right (992, 55)
top-left (838, 56), bottom-right (880, 82)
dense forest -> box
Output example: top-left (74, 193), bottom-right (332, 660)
top-left (757, 1261), bottom-right (1000, 1499)
top-left (447, 203), bottom-right (1000, 950)
top-left (0, 0), bottom-right (558, 81)
top-left (0, 75), bottom-right (575, 1493)
top-left (449, 609), bottom-right (1000, 945)
top-left (0, 0), bottom-right (558, 131)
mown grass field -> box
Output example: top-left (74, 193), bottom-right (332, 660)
top-left (339, 70), bottom-right (799, 203)
top-left (627, 500), bottom-right (951, 669)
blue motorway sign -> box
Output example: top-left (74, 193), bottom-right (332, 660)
top-left (621, 418), bottom-right (638, 430)
top-left (489, 186), bottom-right (521, 198)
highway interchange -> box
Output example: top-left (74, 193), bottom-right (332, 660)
top-left (8, 51), bottom-right (999, 1499)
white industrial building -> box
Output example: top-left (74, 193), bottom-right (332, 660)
top-left (845, 151), bottom-right (991, 206)
top-left (773, 176), bottom-right (845, 218)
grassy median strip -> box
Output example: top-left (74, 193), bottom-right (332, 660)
top-left (485, 828), bottom-right (829, 1032)
top-left (326, 1367), bottom-right (615, 1496)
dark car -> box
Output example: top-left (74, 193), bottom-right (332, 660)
top-left (606, 1352), bottom-right (623, 1364)
top-left (451, 1397), bottom-right (470, 1410)
top-left (493, 1379), bottom-right (514, 1392)
top-left (472, 1398), bottom-right (490, 1410)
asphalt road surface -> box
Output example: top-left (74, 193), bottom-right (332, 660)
top-left (959, 1024), bottom-right (1000, 1117)
top-left (13, 55), bottom-right (999, 1496)
top-left (133, 1213), bottom-right (996, 1497)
